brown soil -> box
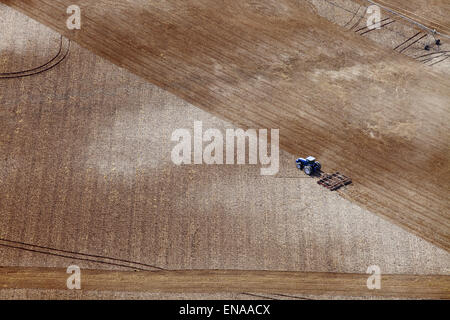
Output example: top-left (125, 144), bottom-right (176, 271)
top-left (0, 1), bottom-right (449, 299)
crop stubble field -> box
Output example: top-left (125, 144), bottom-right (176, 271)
top-left (0, 1), bottom-right (449, 298)
top-left (2, 0), bottom-right (448, 249)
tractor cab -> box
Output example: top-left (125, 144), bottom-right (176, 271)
top-left (306, 156), bottom-right (316, 163)
top-left (296, 156), bottom-right (316, 166)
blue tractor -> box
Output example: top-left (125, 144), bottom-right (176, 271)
top-left (296, 156), bottom-right (321, 176)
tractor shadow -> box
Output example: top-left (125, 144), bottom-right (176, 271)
top-left (311, 170), bottom-right (323, 178)
top-left (295, 166), bottom-right (323, 178)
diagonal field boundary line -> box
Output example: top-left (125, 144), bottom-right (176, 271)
top-left (0, 238), bottom-right (165, 271)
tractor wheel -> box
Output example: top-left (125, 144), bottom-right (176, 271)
top-left (304, 166), bottom-right (313, 175)
top-left (297, 164), bottom-right (303, 170)
top-left (315, 162), bottom-right (321, 171)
